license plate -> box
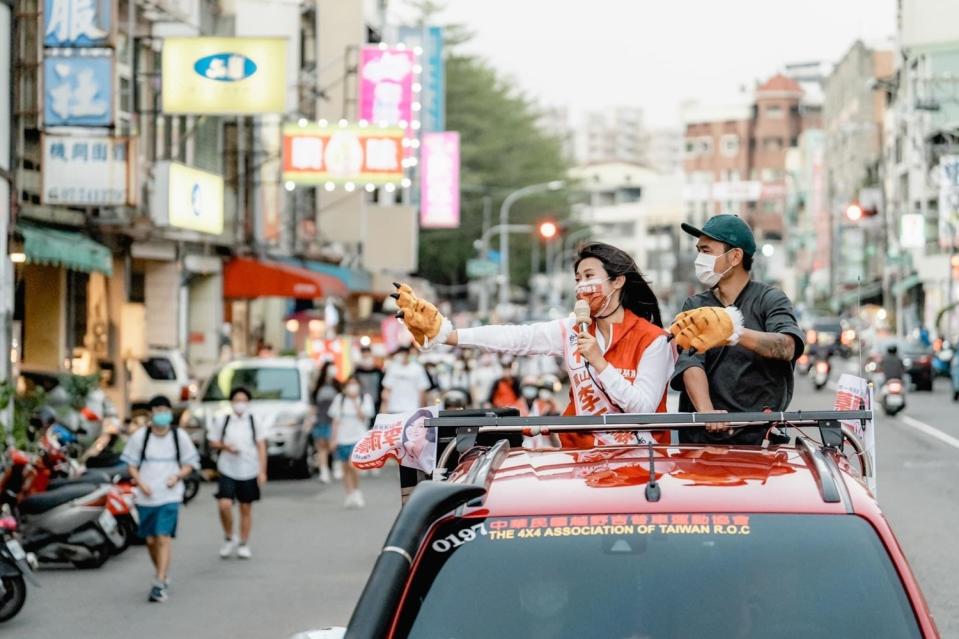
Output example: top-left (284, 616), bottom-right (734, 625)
top-left (886, 395), bottom-right (904, 406)
top-left (5, 540), bottom-right (25, 561)
top-left (98, 510), bottom-right (117, 533)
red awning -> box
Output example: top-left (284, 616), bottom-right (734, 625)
top-left (224, 257), bottom-right (349, 300)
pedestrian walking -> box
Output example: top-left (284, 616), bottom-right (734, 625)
top-left (207, 387), bottom-right (267, 559)
top-left (381, 346), bottom-right (431, 413)
top-left (353, 346), bottom-right (385, 414)
top-left (311, 362), bottom-right (341, 483)
top-left (120, 396), bottom-right (200, 603)
top-left (328, 375), bottom-right (375, 508)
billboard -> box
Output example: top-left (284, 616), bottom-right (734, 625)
top-left (161, 37), bottom-right (288, 114)
top-left (43, 52), bottom-right (113, 127)
top-left (281, 124), bottom-right (405, 186)
top-left (42, 135), bottom-right (131, 205)
top-left (420, 132), bottom-right (459, 228)
top-left (358, 47), bottom-right (416, 125)
top-left (151, 162), bottom-right (224, 235)
top-left (939, 155), bottom-right (959, 249)
top-left (398, 26), bottom-right (445, 132)
top-left (44, 0), bottom-right (114, 47)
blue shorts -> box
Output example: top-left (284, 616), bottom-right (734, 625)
top-left (335, 443), bottom-right (355, 462)
top-left (312, 423), bottom-right (331, 441)
top-left (137, 503), bottom-right (180, 539)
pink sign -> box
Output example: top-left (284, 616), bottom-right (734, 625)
top-left (420, 132), bottom-right (460, 228)
top-left (358, 47), bottom-right (415, 125)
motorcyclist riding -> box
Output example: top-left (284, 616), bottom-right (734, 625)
top-left (881, 344), bottom-right (907, 382)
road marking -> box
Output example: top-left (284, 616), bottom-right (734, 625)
top-left (899, 414), bottom-right (959, 451)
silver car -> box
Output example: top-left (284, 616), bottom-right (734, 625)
top-left (180, 357), bottom-right (319, 477)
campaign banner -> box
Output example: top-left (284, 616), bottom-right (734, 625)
top-left (420, 131), bottom-right (459, 228)
top-left (351, 406), bottom-right (439, 473)
top-left (282, 123), bottom-right (405, 185)
top-left (833, 373), bottom-right (875, 494)
top-left (358, 47), bottom-right (416, 126)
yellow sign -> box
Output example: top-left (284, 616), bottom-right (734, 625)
top-left (162, 37), bottom-right (288, 114)
top-left (166, 162), bottom-right (224, 235)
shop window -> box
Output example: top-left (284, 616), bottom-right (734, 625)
top-left (720, 134), bottom-right (739, 157)
top-left (129, 269), bottom-right (146, 304)
top-left (765, 105), bottom-right (784, 119)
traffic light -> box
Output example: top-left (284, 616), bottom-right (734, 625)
top-left (845, 201), bottom-right (878, 222)
top-left (537, 220), bottom-right (558, 240)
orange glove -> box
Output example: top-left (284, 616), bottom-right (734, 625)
top-left (669, 306), bottom-right (744, 354)
top-left (391, 282), bottom-right (451, 350)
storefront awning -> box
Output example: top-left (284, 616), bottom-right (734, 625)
top-left (223, 257), bottom-right (349, 300)
top-left (279, 258), bottom-right (372, 293)
top-left (19, 224), bottom-right (113, 275)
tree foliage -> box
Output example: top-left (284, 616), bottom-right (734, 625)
top-left (416, 54), bottom-right (570, 290)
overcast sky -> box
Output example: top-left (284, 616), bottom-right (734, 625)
top-left (393, 0), bottom-right (896, 128)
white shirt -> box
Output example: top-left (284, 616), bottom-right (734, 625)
top-left (328, 393), bottom-right (376, 445)
top-left (382, 361), bottom-right (431, 412)
top-left (208, 412), bottom-right (265, 481)
top-left (458, 319), bottom-right (676, 414)
top-left (121, 427), bottom-right (200, 506)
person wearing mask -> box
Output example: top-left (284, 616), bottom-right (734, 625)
top-left (120, 396), bottom-right (200, 603)
top-left (489, 357), bottom-right (522, 409)
top-left (470, 353), bottom-right (501, 408)
top-left (536, 376), bottom-right (562, 416)
top-left (880, 343), bottom-right (907, 383)
top-left (207, 387), bottom-right (266, 560)
top-left (381, 346), bottom-right (431, 414)
top-left (447, 356), bottom-right (472, 393)
top-left (311, 362), bottom-right (341, 483)
top-left (353, 346), bottom-right (385, 414)
top-left (328, 375), bottom-right (375, 508)
top-left (669, 215), bottom-right (804, 445)
top-left (516, 375), bottom-right (542, 416)
top-left (391, 242), bottom-right (674, 447)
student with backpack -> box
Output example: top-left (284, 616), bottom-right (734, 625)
top-left (121, 395), bottom-right (200, 603)
top-left (328, 375), bottom-right (375, 509)
top-left (207, 387), bottom-right (267, 559)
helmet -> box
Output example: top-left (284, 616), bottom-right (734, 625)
top-left (442, 388), bottom-right (471, 410)
top-left (539, 374), bottom-right (562, 393)
top-left (886, 343), bottom-right (898, 355)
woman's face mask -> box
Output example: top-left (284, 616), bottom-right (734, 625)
top-left (345, 384), bottom-right (361, 397)
top-left (694, 249), bottom-right (734, 287)
top-left (232, 401), bottom-right (249, 415)
top-left (521, 386), bottom-right (538, 400)
top-left (575, 277), bottom-right (617, 317)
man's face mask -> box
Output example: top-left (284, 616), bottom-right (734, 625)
top-left (694, 249), bottom-right (734, 287)
top-left (152, 410), bottom-right (173, 429)
top-left (575, 277), bottom-right (616, 317)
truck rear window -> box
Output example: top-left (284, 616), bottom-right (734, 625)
top-left (395, 514), bottom-right (921, 639)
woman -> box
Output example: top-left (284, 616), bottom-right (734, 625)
top-left (328, 375), bottom-right (375, 508)
top-left (394, 242), bottom-right (675, 446)
top-left (311, 362), bottom-right (340, 483)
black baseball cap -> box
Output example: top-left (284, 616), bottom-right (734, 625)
top-left (682, 214), bottom-right (757, 256)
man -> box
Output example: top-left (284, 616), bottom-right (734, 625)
top-left (381, 346), bottom-right (431, 413)
top-left (880, 343), bottom-right (907, 382)
top-left (208, 387), bottom-right (267, 560)
top-left (670, 214), bottom-right (805, 444)
top-left (353, 346), bottom-right (385, 414)
top-left (121, 396), bottom-right (200, 602)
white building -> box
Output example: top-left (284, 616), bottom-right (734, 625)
top-left (569, 162), bottom-right (685, 308)
top-left (574, 107), bottom-right (646, 165)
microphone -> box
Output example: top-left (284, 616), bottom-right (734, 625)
top-left (574, 299), bottom-right (592, 334)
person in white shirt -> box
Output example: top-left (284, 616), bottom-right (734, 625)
top-left (328, 375), bottom-right (375, 508)
top-left (207, 387), bottom-right (267, 560)
top-left (121, 396), bottom-right (200, 603)
top-left (381, 346), bottom-right (431, 413)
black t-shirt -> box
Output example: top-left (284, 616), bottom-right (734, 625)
top-left (671, 280), bottom-right (805, 445)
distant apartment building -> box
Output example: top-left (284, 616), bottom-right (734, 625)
top-left (642, 128), bottom-right (684, 175)
top-left (574, 107), bottom-right (646, 165)
top-left (682, 73), bottom-right (818, 284)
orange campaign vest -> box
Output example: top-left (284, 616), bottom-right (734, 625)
top-left (558, 309), bottom-right (669, 448)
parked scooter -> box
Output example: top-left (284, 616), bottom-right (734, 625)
top-left (0, 507), bottom-right (38, 622)
top-left (879, 378), bottom-right (907, 416)
top-left (812, 358), bottom-right (831, 391)
top-left (0, 450), bottom-right (122, 569)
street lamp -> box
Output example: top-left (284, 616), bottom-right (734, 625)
top-left (499, 180), bottom-right (566, 307)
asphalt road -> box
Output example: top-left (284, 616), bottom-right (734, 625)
top-left (11, 369), bottom-right (959, 638)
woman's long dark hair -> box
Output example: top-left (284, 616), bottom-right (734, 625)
top-left (312, 361), bottom-right (341, 399)
top-left (574, 242), bottom-right (664, 327)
